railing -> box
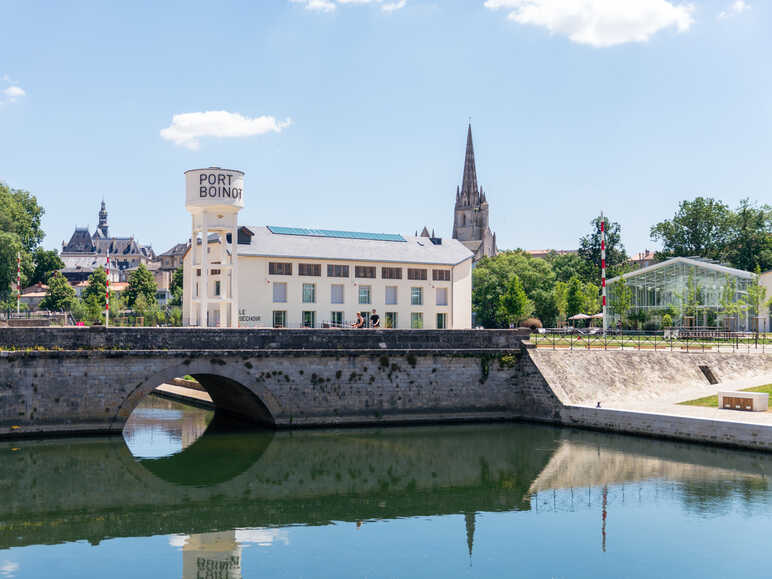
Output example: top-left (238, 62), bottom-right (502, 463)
top-left (530, 329), bottom-right (770, 353)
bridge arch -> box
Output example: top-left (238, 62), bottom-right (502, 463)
top-left (112, 358), bottom-right (282, 431)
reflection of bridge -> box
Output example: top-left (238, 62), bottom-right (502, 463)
top-left (1, 423), bottom-right (770, 551)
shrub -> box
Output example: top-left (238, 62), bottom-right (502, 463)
top-left (519, 317), bottom-right (543, 331)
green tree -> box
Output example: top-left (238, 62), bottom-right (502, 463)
top-left (125, 264), bottom-right (157, 308)
top-left (40, 272), bottom-right (75, 312)
top-left (650, 197), bottom-right (733, 262)
top-left (545, 251), bottom-right (588, 283)
top-left (578, 216), bottom-right (628, 283)
top-left (662, 313), bottom-right (673, 328)
top-left (727, 199), bottom-right (772, 272)
top-left (472, 250), bottom-right (556, 328)
top-left (30, 248), bottom-right (64, 285)
top-left (552, 281), bottom-right (568, 324)
top-left (582, 282), bottom-right (601, 315)
top-left (532, 288), bottom-right (559, 327)
top-left (83, 267), bottom-right (108, 308)
top-left (169, 306), bottom-right (182, 327)
top-left (0, 232), bottom-right (28, 299)
top-left (498, 274), bottom-right (533, 327)
top-left (565, 277), bottom-right (584, 319)
top-left (746, 267), bottom-right (768, 334)
top-left (609, 277), bottom-right (633, 326)
top-left (0, 183), bottom-right (45, 253)
top-left (681, 269), bottom-right (704, 326)
top-left (170, 266), bottom-right (183, 306)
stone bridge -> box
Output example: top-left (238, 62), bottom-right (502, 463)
top-left (0, 328), bottom-right (557, 438)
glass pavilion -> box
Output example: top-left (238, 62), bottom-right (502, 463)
top-left (606, 257), bottom-right (754, 330)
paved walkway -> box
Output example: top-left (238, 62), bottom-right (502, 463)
top-left (154, 383), bottom-right (213, 404)
top-left (601, 371), bottom-right (772, 427)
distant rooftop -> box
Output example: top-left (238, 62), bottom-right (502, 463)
top-left (268, 226), bottom-right (406, 243)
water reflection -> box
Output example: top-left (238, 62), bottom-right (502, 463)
top-left (2, 397), bottom-right (772, 578)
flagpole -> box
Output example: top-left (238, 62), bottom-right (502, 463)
top-left (17, 252), bottom-right (21, 315)
top-left (601, 212), bottom-right (607, 336)
top-left (105, 256), bottom-right (110, 328)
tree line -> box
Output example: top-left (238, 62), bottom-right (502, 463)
top-left (473, 197), bottom-right (771, 328)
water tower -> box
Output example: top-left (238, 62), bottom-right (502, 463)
top-left (185, 167), bottom-right (244, 327)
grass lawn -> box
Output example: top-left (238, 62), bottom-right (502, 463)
top-left (679, 384), bottom-right (772, 408)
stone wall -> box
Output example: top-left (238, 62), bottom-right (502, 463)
top-left (0, 327), bottom-right (528, 351)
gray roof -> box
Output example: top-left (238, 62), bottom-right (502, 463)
top-left (608, 256), bottom-right (755, 283)
top-left (238, 226), bottom-right (473, 266)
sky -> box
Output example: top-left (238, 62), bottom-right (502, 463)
top-left (0, 0), bottom-right (769, 257)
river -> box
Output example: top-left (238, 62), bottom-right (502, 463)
top-left (1, 395), bottom-right (770, 578)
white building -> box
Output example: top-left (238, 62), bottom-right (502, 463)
top-left (182, 168), bottom-right (473, 329)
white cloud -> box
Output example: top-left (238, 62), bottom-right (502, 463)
top-left (290, 0), bottom-right (407, 13)
top-left (0, 561), bottom-right (19, 578)
top-left (1, 75), bottom-right (25, 105)
top-left (382, 0), bottom-right (407, 12)
top-left (484, 0), bottom-right (695, 47)
top-left (160, 110), bottom-right (292, 150)
top-left (236, 528), bottom-right (290, 547)
top-left (718, 1), bottom-right (749, 19)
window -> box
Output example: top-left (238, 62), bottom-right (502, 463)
top-left (408, 268), bottom-right (427, 280)
top-left (302, 311), bottom-right (316, 328)
top-left (269, 262), bottom-right (292, 275)
top-left (214, 280), bottom-right (221, 296)
top-left (385, 312), bottom-right (398, 329)
top-left (381, 267), bottom-right (402, 279)
top-left (359, 285), bottom-right (372, 305)
top-left (196, 268), bottom-right (201, 277)
top-left (210, 269), bottom-right (221, 275)
top-left (299, 263), bottom-right (321, 276)
top-left (411, 312), bottom-right (424, 329)
top-left (272, 310), bottom-right (287, 328)
top-left (411, 287), bottom-right (423, 306)
top-left (385, 286), bottom-right (398, 305)
top-left (327, 264), bottom-right (350, 278)
top-left (329, 284), bottom-right (343, 305)
top-left (302, 283), bottom-right (316, 303)
top-left (436, 313), bottom-right (447, 329)
top-left (355, 266), bottom-right (376, 279)
top-left (436, 287), bottom-right (448, 306)
top-left (432, 269), bottom-right (451, 281)
top-left (273, 282), bottom-right (287, 303)
top-left (195, 282), bottom-right (198, 298)
top-left (331, 311), bottom-right (344, 327)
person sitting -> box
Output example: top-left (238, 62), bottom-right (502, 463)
top-left (370, 309), bottom-right (380, 329)
top-left (351, 312), bottom-right (365, 328)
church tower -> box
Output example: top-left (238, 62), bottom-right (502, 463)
top-left (96, 200), bottom-right (109, 238)
top-left (452, 124), bottom-right (497, 262)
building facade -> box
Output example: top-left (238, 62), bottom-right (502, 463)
top-left (452, 124), bottom-right (497, 262)
top-left (607, 257), bottom-right (755, 330)
top-left (182, 168), bottom-right (473, 329)
top-left (60, 201), bottom-right (155, 283)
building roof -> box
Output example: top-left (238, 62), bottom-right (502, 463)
top-left (159, 242), bottom-right (188, 257)
top-left (629, 250), bottom-right (656, 262)
top-left (237, 226), bottom-right (473, 266)
top-left (608, 256), bottom-right (755, 283)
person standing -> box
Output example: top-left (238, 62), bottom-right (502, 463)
top-left (370, 309), bottom-right (380, 328)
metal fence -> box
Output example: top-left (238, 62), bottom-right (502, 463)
top-left (530, 329), bottom-right (770, 353)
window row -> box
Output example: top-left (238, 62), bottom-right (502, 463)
top-left (273, 283), bottom-right (448, 306)
top-left (268, 262), bottom-right (451, 281)
top-left (272, 310), bottom-right (447, 329)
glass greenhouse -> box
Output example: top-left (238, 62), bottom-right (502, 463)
top-left (606, 257), bottom-right (754, 330)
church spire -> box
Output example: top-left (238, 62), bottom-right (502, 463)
top-left (460, 123), bottom-right (479, 204)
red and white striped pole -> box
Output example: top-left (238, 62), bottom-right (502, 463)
top-left (105, 256), bottom-right (110, 328)
top-left (16, 251), bottom-right (21, 314)
top-left (601, 212), bottom-right (607, 335)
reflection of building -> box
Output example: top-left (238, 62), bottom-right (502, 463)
top-left (760, 270), bottom-right (772, 333)
top-left (182, 531), bottom-right (241, 579)
top-left (607, 256), bottom-right (754, 330)
top-left (452, 124), bottom-right (497, 262)
top-left (182, 168), bottom-right (473, 329)
top-left (60, 201), bottom-right (155, 283)
top-left (628, 249), bottom-right (656, 270)
top-left (526, 249), bottom-right (577, 260)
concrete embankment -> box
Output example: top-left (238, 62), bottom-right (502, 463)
top-left (526, 349), bottom-right (772, 451)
